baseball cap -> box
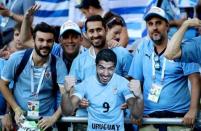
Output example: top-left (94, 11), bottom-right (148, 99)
top-left (144, 6), bottom-right (169, 22)
top-left (60, 20), bottom-right (81, 36)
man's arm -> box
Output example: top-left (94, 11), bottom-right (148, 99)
top-left (61, 76), bottom-right (81, 115)
top-left (164, 18), bottom-right (201, 60)
top-left (19, 5), bottom-right (40, 49)
top-left (128, 79), bottom-right (144, 121)
top-left (61, 92), bottom-right (80, 116)
top-left (0, 6), bottom-right (24, 23)
top-left (0, 80), bottom-right (24, 124)
top-left (1, 103), bottom-right (14, 131)
top-left (182, 73), bottom-right (200, 125)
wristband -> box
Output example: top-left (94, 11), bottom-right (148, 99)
top-left (9, 12), bottom-right (14, 19)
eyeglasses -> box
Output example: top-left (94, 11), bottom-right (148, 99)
top-left (154, 54), bottom-right (160, 70)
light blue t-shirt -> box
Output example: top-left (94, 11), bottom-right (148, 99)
top-left (1, 50), bottom-right (67, 116)
top-left (128, 38), bottom-right (199, 115)
top-left (70, 47), bottom-right (133, 83)
top-left (70, 47), bottom-right (132, 116)
top-left (179, 36), bottom-right (201, 66)
top-left (0, 58), bottom-right (6, 115)
top-left (73, 74), bottom-right (134, 131)
top-left (51, 43), bottom-right (87, 73)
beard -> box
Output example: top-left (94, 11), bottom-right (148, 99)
top-left (34, 44), bottom-right (52, 58)
top-left (90, 36), bottom-right (106, 49)
top-left (151, 33), bottom-right (164, 45)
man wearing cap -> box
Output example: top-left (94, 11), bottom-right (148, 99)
top-left (128, 6), bottom-right (200, 130)
top-left (51, 20), bottom-right (86, 73)
top-left (75, 0), bottom-right (129, 47)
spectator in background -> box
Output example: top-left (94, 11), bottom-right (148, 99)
top-left (159, 0), bottom-right (197, 39)
top-left (0, 0), bottom-right (34, 46)
top-left (75, 0), bottom-right (129, 47)
top-left (51, 20), bottom-right (86, 73)
top-left (106, 17), bottom-right (124, 48)
top-left (0, 58), bottom-right (7, 129)
top-left (129, 6), bottom-right (200, 131)
top-left (0, 22), bottom-right (24, 131)
top-left (0, 23), bottom-right (22, 59)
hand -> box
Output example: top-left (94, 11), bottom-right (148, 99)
top-left (38, 116), bottom-right (56, 130)
top-left (129, 79), bottom-right (142, 98)
top-left (182, 109), bottom-right (197, 126)
top-left (14, 107), bottom-right (25, 127)
top-left (108, 39), bottom-right (121, 48)
top-left (25, 4), bottom-right (40, 19)
top-left (1, 113), bottom-right (14, 131)
top-left (120, 103), bottom-right (128, 110)
top-left (130, 115), bottom-right (142, 126)
top-left (64, 76), bottom-right (76, 93)
top-left (183, 18), bottom-right (201, 28)
top-left (0, 6), bottom-right (10, 17)
top-left (79, 98), bottom-right (89, 108)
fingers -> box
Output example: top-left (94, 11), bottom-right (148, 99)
top-left (26, 4), bottom-right (40, 17)
top-left (130, 115), bottom-right (142, 126)
top-left (129, 80), bottom-right (141, 94)
top-left (182, 117), bottom-right (195, 126)
top-left (120, 103), bottom-right (128, 110)
top-left (38, 118), bottom-right (48, 130)
top-left (38, 118), bottom-right (53, 131)
top-left (1, 115), bottom-right (14, 131)
top-left (108, 40), bottom-right (120, 48)
top-left (15, 113), bottom-right (25, 127)
top-left (64, 76), bottom-right (76, 92)
top-left (79, 98), bottom-right (89, 108)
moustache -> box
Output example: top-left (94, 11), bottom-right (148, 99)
top-left (40, 47), bottom-right (51, 50)
top-left (92, 36), bottom-right (102, 40)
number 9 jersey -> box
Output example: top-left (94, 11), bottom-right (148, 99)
top-left (73, 73), bottom-right (134, 131)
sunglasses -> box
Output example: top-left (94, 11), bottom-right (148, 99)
top-left (106, 17), bottom-right (124, 27)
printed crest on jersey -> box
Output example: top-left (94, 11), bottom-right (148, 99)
top-left (112, 87), bottom-right (118, 94)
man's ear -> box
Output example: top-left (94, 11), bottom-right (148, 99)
top-left (80, 35), bottom-right (84, 42)
top-left (58, 36), bottom-right (62, 43)
top-left (166, 22), bottom-right (170, 32)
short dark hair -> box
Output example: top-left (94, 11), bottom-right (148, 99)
top-left (33, 22), bottom-right (56, 40)
top-left (75, 0), bottom-right (101, 9)
top-left (14, 23), bottom-right (22, 32)
top-left (95, 49), bottom-right (117, 67)
top-left (85, 15), bottom-right (106, 31)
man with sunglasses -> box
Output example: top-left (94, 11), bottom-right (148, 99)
top-left (128, 6), bottom-right (200, 130)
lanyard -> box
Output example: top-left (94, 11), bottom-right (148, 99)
top-left (152, 52), bottom-right (166, 83)
top-left (30, 53), bottom-right (49, 96)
